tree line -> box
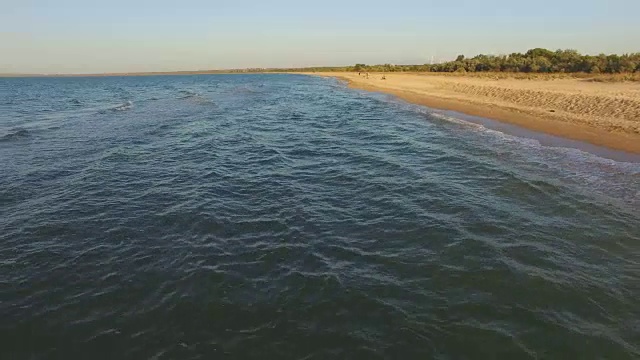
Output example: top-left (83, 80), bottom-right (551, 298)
top-left (164, 49), bottom-right (638, 75)
top-left (348, 49), bottom-right (640, 74)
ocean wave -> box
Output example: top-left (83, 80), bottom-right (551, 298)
top-left (383, 97), bottom-right (640, 208)
top-left (227, 85), bottom-right (261, 95)
top-left (497, 130), bottom-right (637, 205)
top-left (177, 90), bottom-right (215, 105)
top-left (178, 90), bottom-right (198, 97)
top-left (428, 112), bottom-right (486, 130)
top-left (112, 101), bottom-right (133, 111)
top-left (379, 93), bottom-right (639, 163)
top-left (2, 74), bottom-right (639, 359)
top-left (0, 128), bottom-right (31, 142)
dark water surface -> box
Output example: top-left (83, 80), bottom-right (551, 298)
top-left (1, 74), bottom-right (639, 359)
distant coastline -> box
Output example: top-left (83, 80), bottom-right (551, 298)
top-left (3, 47), bottom-right (639, 80)
top-left (3, 48), bottom-right (638, 154)
top-left (0, 69), bottom-right (271, 78)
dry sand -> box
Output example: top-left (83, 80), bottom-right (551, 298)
top-left (309, 72), bottom-right (640, 154)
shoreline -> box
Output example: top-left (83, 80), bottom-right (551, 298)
top-left (4, 70), bottom-right (639, 155)
top-left (307, 72), bottom-right (640, 155)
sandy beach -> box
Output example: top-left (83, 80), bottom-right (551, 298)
top-left (309, 72), bottom-right (640, 154)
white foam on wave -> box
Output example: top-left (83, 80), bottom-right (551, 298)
top-left (402, 101), bottom-right (638, 164)
top-left (428, 112), bottom-right (488, 131)
top-left (328, 76), bottom-right (640, 209)
top-left (178, 90), bottom-right (199, 98)
top-left (378, 97), bottom-right (640, 207)
top-left (113, 101), bottom-right (133, 111)
top-left (335, 79), bottom-right (640, 178)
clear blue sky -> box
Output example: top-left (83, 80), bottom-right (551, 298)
top-left (1, 0), bottom-right (639, 74)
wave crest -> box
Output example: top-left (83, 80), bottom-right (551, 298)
top-left (0, 128), bottom-right (31, 142)
top-left (112, 101), bottom-right (133, 111)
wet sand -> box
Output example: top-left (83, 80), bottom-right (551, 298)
top-left (308, 72), bottom-right (640, 154)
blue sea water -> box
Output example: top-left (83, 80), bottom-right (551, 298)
top-left (1, 74), bottom-right (639, 359)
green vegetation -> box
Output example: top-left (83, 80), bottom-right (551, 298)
top-left (426, 49), bottom-right (640, 74)
top-left (270, 49), bottom-right (640, 75)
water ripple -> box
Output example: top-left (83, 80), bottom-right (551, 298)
top-left (1, 74), bottom-right (639, 359)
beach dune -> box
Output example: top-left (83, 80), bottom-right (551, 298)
top-left (311, 72), bottom-right (640, 153)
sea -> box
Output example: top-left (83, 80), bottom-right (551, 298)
top-left (1, 74), bottom-right (639, 359)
